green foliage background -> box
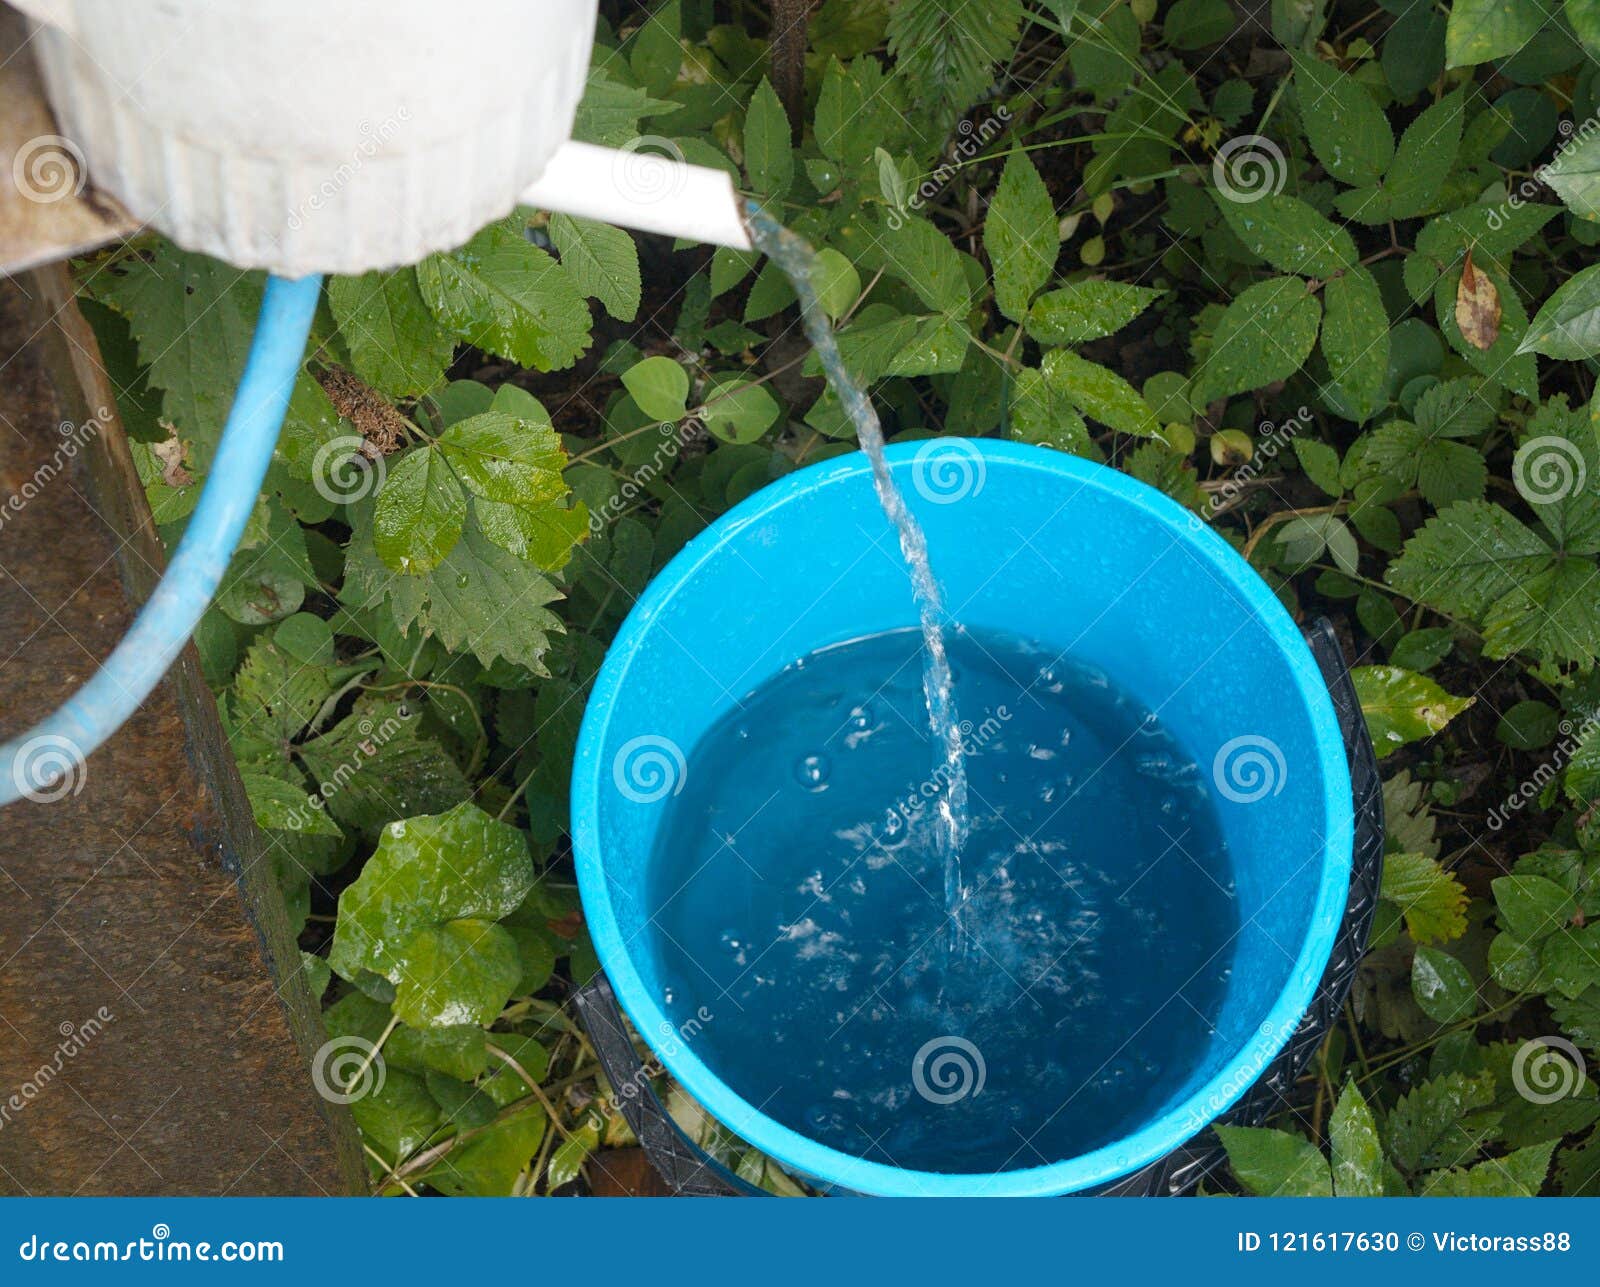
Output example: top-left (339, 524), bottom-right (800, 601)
top-left (76, 0), bottom-right (1600, 1195)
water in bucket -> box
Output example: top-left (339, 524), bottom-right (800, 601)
top-left (647, 626), bottom-right (1238, 1175)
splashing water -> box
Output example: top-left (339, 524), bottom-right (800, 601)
top-left (745, 204), bottom-right (972, 943)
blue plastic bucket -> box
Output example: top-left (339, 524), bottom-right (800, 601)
top-left (573, 440), bottom-right (1353, 1197)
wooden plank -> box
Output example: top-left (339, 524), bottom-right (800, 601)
top-left (0, 266), bottom-right (366, 1196)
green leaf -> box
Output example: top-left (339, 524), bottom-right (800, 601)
top-left (482, 1035), bottom-right (551, 1105)
top-left (297, 701), bottom-right (470, 833)
top-left (1445, 0), bottom-right (1546, 67)
top-left (473, 497), bottom-right (587, 572)
top-left (228, 637), bottom-right (336, 757)
top-left (1215, 1126), bottom-right (1332, 1196)
top-left (1384, 500), bottom-right (1600, 666)
top-left (1042, 349), bottom-right (1159, 436)
top-left (1387, 1071), bottom-right (1497, 1172)
top-left (867, 215), bottom-right (973, 314)
top-left (1521, 264), bottom-right (1600, 359)
top-left (436, 410), bottom-right (566, 508)
top-left (1027, 280), bottom-right (1163, 344)
top-left (1193, 276), bottom-right (1322, 405)
top-left (1411, 944), bottom-right (1477, 1023)
top-left (815, 56), bottom-right (900, 168)
top-left (1353, 665), bottom-right (1473, 760)
top-left (820, 312), bottom-right (972, 378)
top-left (386, 1022), bottom-right (488, 1082)
top-left (547, 1121), bottom-right (600, 1190)
top-left (886, 0), bottom-right (1022, 122)
top-left (1493, 874), bottom-right (1579, 942)
top-left (1330, 1081), bottom-right (1384, 1196)
top-left (1010, 366), bottom-right (1095, 457)
top-left (622, 357), bottom-right (690, 424)
top-left (698, 376), bottom-right (781, 443)
top-left (1571, 0), bottom-right (1600, 53)
top-left (352, 1069), bottom-right (440, 1160)
top-left (548, 214), bottom-right (641, 324)
top-left (392, 918), bottom-right (523, 1029)
top-left (571, 67), bottom-right (680, 149)
top-left (239, 770), bottom-right (340, 837)
top-left (1294, 439), bottom-right (1343, 498)
top-left (1385, 90), bottom-right (1465, 220)
top-left (327, 270), bottom-right (455, 399)
top-left (1320, 266), bottom-right (1388, 418)
top-left (1211, 191), bottom-right (1357, 277)
top-left (1420, 1141), bottom-right (1555, 1196)
top-left (1164, 0), bottom-right (1234, 49)
top-left (986, 152), bottom-right (1058, 323)
top-left (745, 76), bottom-right (794, 196)
top-left (373, 446), bottom-right (466, 575)
top-left (1541, 924), bottom-right (1600, 998)
top-left (417, 222), bottom-right (591, 371)
top-left (97, 244), bottom-right (264, 471)
top-left (1292, 52), bottom-right (1393, 185)
top-left (328, 801), bottom-right (534, 989)
top-left (424, 1103), bottom-right (546, 1197)
top-left (345, 505), bottom-right (567, 676)
top-left (811, 249), bottom-right (862, 320)
top-left (1382, 852), bottom-right (1469, 944)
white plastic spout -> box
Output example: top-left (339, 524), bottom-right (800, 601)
top-left (520, 141), bottom-right (752, 251)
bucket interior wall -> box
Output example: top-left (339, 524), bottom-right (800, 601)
top-left (582, 446), bottom-right (1346, 1162)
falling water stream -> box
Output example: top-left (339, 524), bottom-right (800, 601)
top-left (744, 204), bottom-right (972, 943)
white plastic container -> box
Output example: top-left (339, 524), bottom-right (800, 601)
top-left (12, 0), bottom-right (750, 274)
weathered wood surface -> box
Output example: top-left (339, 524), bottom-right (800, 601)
top-left (0, 268), bottom-right (365, 1195)
top-left (0, 9), bottom-right (135, 276)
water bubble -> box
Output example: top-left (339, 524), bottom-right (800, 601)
top-left (795, 753), bottom-right (831, 790)
top-left (848, 703), bottom-right (873, 731)
top-left (662, 987), bottom-right (676, 1007)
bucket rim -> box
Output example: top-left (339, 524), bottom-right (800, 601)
top-left (572, 438), bottom-right (1354, 1197)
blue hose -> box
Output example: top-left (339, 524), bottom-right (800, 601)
top-left (2, 273), bottom-right (323, 806)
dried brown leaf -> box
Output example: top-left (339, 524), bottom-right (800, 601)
top-left (1455, 247), bottom-right (1501, 352)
